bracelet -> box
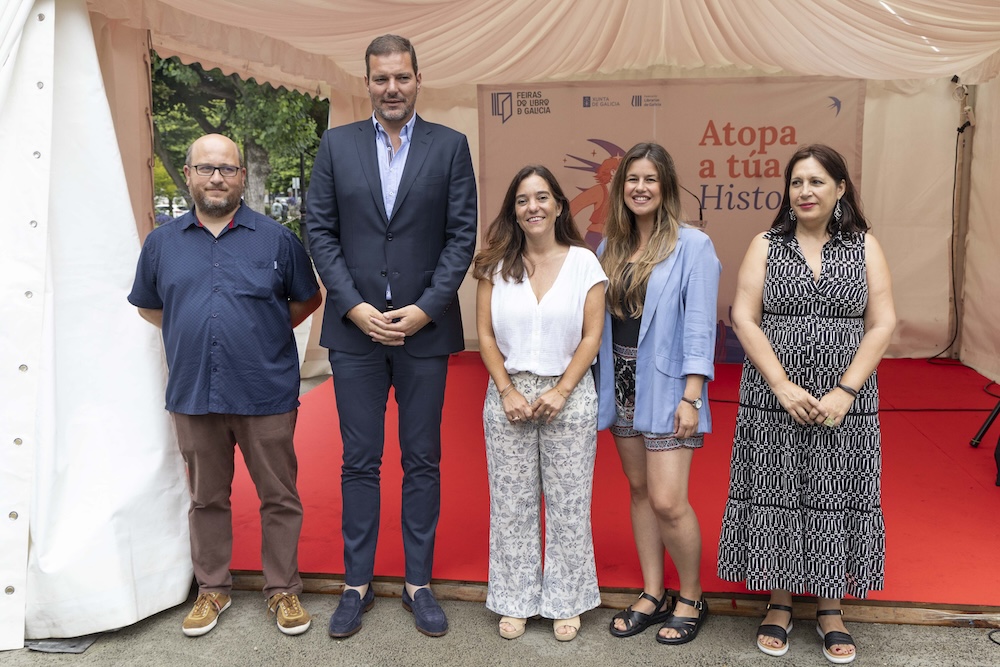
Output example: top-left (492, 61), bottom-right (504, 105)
top-left (554, 386), bottom-right (570, 399)
top-left (837, 382), bottom-right (858, 398)
top-left (499, 382), bottom-right (515, 399)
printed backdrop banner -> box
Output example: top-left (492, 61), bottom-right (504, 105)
top-left (478, 78), bottom-right (865, 362)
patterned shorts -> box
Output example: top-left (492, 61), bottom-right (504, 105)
top-left (611, 343), bottom-right (704, 452)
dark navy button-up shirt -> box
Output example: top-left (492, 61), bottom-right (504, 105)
top-left (128, 203), bottom-right (319, 416)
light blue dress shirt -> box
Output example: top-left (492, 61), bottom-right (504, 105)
top-left (373, 113), bottom-right (415, 301)
top-left (373, 112), bottom-right (415, 220)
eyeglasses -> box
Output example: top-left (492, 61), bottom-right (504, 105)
top-left (190, 164), bottom-right (242, 178)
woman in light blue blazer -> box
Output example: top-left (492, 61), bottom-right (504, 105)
top-left (596, 142), bottom-right (720, 646)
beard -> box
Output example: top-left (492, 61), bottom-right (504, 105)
top-left (372, 94), bottom-right (415, 124)
top-left (194, 187), bottom-right (242, 218)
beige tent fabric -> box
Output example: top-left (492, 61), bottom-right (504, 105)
top-left (964, 76), bottom-right (1000, 381)
top-left (90, 12), bottom-right (156, 241)
top-left (89, 0), bottom-right (1000, 92)
top-left (861, 79), bottom-right (962, 359)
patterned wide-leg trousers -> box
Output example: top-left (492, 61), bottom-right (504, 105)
top-left (483, 370), bottom-right (601, 619)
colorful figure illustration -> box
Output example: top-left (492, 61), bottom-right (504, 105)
top-left (565, 140), bottom-right (626, 248)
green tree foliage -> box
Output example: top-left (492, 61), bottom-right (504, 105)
top-left (153, 155), bottom-right (177, 199)
top-left (151, 53), bottom-right (327, 219)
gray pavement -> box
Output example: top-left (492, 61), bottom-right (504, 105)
top-left (2, 590), bottom-right (998, 666)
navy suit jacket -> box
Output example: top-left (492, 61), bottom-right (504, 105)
top-left (305, 115), bottom-right (478, 357)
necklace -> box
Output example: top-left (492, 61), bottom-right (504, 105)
top-left (525, 248), bottom-right (566, 265)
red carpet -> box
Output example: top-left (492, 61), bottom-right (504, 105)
top-left (230, 356), bottom-right (1000, 607)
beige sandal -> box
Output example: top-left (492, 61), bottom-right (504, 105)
top-left (499, 616), bottom-right (526, 640)
top-left (553, 616), bottom-right (580, 642)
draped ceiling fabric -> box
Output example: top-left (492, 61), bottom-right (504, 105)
top-left (4, 0), bottom-right (1000, 650)
top-left (87, 0), bottom-right (1000, 91)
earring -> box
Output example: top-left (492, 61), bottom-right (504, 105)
top-left (834, 198), bottom-right (843, 223)
top-left (788, 207), bottom-right (796, 222)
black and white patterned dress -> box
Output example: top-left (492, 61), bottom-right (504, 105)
top-left (717, 229), bottom-right (885, 599)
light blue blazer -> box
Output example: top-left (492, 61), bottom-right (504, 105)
top-left (596, 227), bottom-right (721, 434)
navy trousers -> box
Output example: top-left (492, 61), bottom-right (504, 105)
top-left (329, 346), bottom-right (449, 586)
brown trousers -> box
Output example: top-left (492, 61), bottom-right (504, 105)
top-left (173, 411), bottom-right (303, 598)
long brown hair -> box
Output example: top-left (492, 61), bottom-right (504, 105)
top-left (771, 144), bottom-right (869, 237)
top-left (473, 165), bottom-right (585, 282)
top-left (600, 142), bottom-right (682, 319)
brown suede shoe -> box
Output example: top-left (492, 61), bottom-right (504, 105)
top-left (268, 592), bottom-right (312, 636)
top-left (182, 592), bottom-right (231, 637)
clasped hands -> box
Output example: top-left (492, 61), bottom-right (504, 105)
top-left (504, 388), bottom-right (566, 425)
top-left (348, 302), bottom-right (430, 346)
top-left (774, 380), bottom-right (854, 428)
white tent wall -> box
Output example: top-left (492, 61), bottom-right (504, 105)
top-left (1, 0), bottom-right (54, 649)
top-left (963, 76), bottom-right (1000, 381)
top-left (0, 0), bottom-right (191, 651)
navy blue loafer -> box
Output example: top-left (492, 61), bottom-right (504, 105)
top-left (328, 586), bottom-right (375, 638)
top-left (402, 587), bottom-right (448, 637)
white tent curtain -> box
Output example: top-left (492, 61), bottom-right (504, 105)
top-left (964, 75), bottom-right (1000, 378)
top-left (860, 79), bottom-right (964, 358)
top-left (0, 0), bottom-right (53, 649)
top-left (0, 0), bottom-right (191, 650)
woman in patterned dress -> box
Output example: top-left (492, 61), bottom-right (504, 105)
top-left (717, 145), bottom-right (896, 663)
top-left (473, 166), bottom-right (607, 642)
top-left (596, 143), bottom-right (721, 645)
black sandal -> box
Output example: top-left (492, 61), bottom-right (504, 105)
top-left (815, 609), bottom-right (856, 664)
top-left (655, 595), bottom-right (708, 645)
top-left (757, 603), bottom-right (794, 657)
top-left (609, 590), bottom-right (674, 637)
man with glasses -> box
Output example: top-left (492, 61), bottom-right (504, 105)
top-left (128, 133), bottom-right (321, 638)
top-left (305, 35), bottom-right (477, 638)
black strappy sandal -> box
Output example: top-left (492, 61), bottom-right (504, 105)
top-left (816, 608), bottom-right (856, 664)
top-left (609, 590), bottom-right (674, 637)
top-left (655, 595), bottom-right (708, 645)
top-left (756, 603), bottom-right (794, 657)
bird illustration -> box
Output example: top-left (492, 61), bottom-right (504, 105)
top-left (828, 96), bottom-right (842, 116)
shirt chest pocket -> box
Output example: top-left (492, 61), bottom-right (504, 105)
top-left (233, 260), bottom-right (277, 299)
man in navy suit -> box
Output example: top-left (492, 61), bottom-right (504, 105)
top-left (304, 34), bottom-right (477, 638)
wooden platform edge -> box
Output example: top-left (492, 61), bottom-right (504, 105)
top-left (231, 572), bottom-right (1000, 628)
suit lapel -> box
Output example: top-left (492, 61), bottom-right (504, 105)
top-left (391, 115), bottom-right (431, 222)
top-left (355, 121), bottom-right (389, 225)
top-left (637, 237), bottom-right (682, 346)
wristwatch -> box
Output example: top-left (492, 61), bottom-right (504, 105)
top-left (681, 396), bottom-right (703, 409)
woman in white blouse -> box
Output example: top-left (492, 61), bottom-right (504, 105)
top-left (474, 165), bottom-right (607, 642)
